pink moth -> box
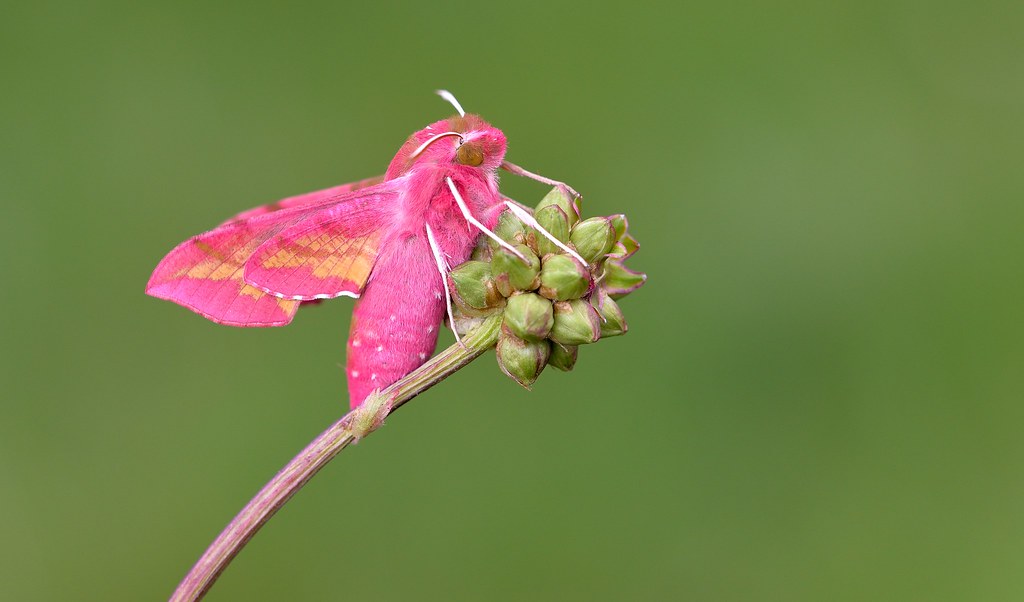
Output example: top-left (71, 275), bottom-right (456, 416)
top-left (147, 92), bottom-right (583, 408)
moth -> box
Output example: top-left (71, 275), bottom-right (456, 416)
top-left (147, 91), bottom-right (584, 408)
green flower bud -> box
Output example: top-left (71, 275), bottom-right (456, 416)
top-left (491, 244), bottom-right (540, 297)
top-left (569, 217), bottom-right (616, 264)
top-left (535, 187), bottom-right (580, 227)
top-left (595, 292), bottom-right (627, 338)
top-left (549, 299), bottom-right (601, 346)
top-left (539, 254), bottom-right (592, 301)
top-left (600, 259), bottom-right (647, 299)
top-left (548, 342), bottom-right (578, 372)
top-left (496, 327), bottom-right (550, 389)
top-left (492, 211), bottom-right (527, 247)
top-left (449, 261), bottom-right (503, 314)
top-left (503, 292), bottom-right (554, 341)
top-left (608, 214), bottom-right (628, 241)
top-left (534, 205), bottom-right (571, 257)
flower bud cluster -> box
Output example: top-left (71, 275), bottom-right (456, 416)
top-left (447, 188), bottom-right (646, 388)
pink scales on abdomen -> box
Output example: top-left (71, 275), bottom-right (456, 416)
top-left (344, 234), bottom-right (445, 409)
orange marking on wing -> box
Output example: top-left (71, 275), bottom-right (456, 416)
top-left (173, 229), bottom-right (274, 283)
top-left (235, 281), bottom-right (298, 312)
top-left (239, 283), bottom-right (267, 300)
top-left (182, 253), bottom-right (242, 281)
top-left (276, 297), bottom-right (300, 312)
top-left (194, 240), bottom-right (230, 262)
top-left (258, 231), bottom-right (380, 286)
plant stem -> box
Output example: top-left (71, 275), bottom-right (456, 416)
top-left (169, 314), bottom-right (503, 602)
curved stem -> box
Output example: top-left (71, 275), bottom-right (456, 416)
top-left (169, 314), bottom-right (503, 602)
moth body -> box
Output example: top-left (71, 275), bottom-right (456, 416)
top-left (345, 119), bottom-right (506, 406)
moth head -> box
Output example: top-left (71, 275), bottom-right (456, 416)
top-left (450, 117), bottom-right (507, 171)
top-left (405, 115), bottom-right (506, 171)
top-left (430, 90), bottom-right (506, 169)
top-left (388, 92), bottom-right (507, 178)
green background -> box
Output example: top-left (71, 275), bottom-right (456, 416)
top-left (3, 1), bottom-right (1022, 600)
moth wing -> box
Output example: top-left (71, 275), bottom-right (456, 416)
top-left (147, 181), bottom-right (398, 327)
top-left (219, 175), bottom-right (385, 225)
top-left (243, 184), bottom-right (402, 300)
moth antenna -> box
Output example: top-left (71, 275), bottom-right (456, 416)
top-left (435, 89), bottom-right (466, 117)
top-left (410, 131), bottom-right (464, 159)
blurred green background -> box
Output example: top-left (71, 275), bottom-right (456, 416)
top-left (3, 1), bottom-right (1022, 600)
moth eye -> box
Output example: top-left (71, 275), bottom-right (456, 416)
top-left (456, 143), bottom-right (484, 167)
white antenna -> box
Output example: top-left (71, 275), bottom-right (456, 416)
top-left (435, 89), bottom-right (466, 117)
top-left (410, 131), bottom-right (463, 159)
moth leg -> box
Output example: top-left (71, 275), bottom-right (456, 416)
top-left (446, 177), bottom-right (527, 262)
top-left (500, 160), bottom-right (581, 200)
top-left (503, 201), bottom-right (589, 267)
top-left (424, 223), bottom-right (463, 347)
